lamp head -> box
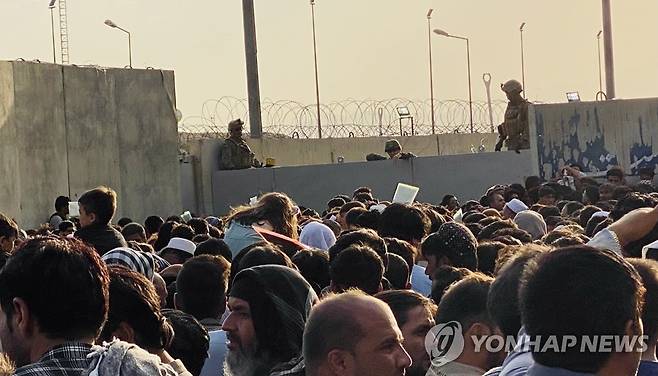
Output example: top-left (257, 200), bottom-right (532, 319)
top-left (104, 19), bottom-right (117, 28)
top-left (427, 9), bottom-right (434, 18)
top-left (520, 22), bottom-right (526, 31)
top-left (433, 29), bottom-right (450, 37)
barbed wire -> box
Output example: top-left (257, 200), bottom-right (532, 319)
top-left (179, 97), bottom-right (507, 142)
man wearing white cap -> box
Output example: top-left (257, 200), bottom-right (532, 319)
top-left (159, 237), bottom-right (196, 265)
top-left (502, 198), bottom-right (528, 219)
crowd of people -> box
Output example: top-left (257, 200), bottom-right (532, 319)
top-left (1, 164), bottom-right (658, 375)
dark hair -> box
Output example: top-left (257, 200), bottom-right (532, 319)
top-left (478, 219), bottom-right (515, 241)
top-left (291, 249), bottom-right (330, 295)
top-left (487, 247), bottom-right (544, 337)
top-left (354, 192), bottom-right (374, 204)
top-left (353, 210), bottom-right (381, 231)
top-left (0, 213), bottom-right (19, 239)
top-left (176, 255), bottom-right (230, 321)
top-left (195, 238), bottom-right (232, 263)
top-left (376, 289), bottom-right (437, 327)
top-left (171, 224), bottom-right (195, 241)
top-left (520, 246), bottom-right (644, 372)
top-left (640, 166), bottom-right (656, 178)
top-left (525, 176), bottom-right (542, 190)
top-left (338, 201), bottom-right (366, 216)
top-left (476, 241), bottom-right (506, 276)
top-left (144, 216), bottom-right (164, 237)
top-left (58, 220), bottom-right (75, 233)
top-left (538, 186), bottom-right (556, 199)
top-left (610, 192), bottom-right (656, 221)
top-left (327, 197), bottom-right (347, 210)
top-left (353, 187), bottom-right (372, 198)
top-left (78, 186), bottom-right (117, 225)
top-left (378, 203), bottom-right (430, 244)
top-left (613, 185), bottom-right (634, 201)
top-left (384, 238), bottom-right (416, 272)
top-left (430, 265), bottom-right (472, 303)
top-left (162, 309), bottom-right (209, 376)
top-left (117, 217), bottom-right (133, 228)
top-left (436, 273), bottom-right (494, 331)
top-left (537, 206), bottom-right (561, 219)
top-left (0, 237), bottom-right (109, 340)
top-left (237, 244), bottom-right (295, 272)
top-left (208, 225), bottom-right (222, 239)
top-left (385, 253), bottom-right (410, 289)
top-left (192, 234), bottom-right (210, 244)
top-left (226, 192), bottom-right (298, 239)
top-left (441, 195), bottom-right (457, 207)
top-left (463, 212), bottom-right (487, 224)
top-left (121, 223), bottom-right (146, 241)
top-left (578, 205), bottom-right (601, 227)
top-left (330, 245), bottom-right (384, 295)
top-left (627, 259), bottom-right (658, 345)
top-left (607, 166), bottom-right (624, 179)
top-left (55, 196), bottom-right (70, 212)
top-left (478, 217), bottom-right (499, 227)
top-left (345, 207), bottom-right (368, 229)
top-left (167, 215), bottom-right (183, 224)
top-left (491, 228), bottom-right (532, 244)
top-left (100, 265), bottom-right (174, 350)
top-left (153, 222), bottom-right (176, 253)
top-left (187, 218), bottom-right (209, 236)
top-left (329, 229), bottom-right (387, 268)
top-left (583, 186), bottom-right (600, 205)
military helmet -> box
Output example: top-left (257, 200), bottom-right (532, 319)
top-left (501, 79), bottom-right (523, 94)
top-left (385, 139), bottom-right (402, 153)
top-left (228, 118), bottom-right (245, 131)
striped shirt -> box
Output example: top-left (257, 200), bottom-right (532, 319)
top-left (13, 343), bottom-right (92, 376)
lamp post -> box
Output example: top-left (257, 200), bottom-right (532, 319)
top-left (104, 19), bottom-right (132, 68)
top-left (48, 0), bottom-right (57, 64)
top-left (434, 29), bottom-right (473, 133)
top-left (596, 30), bottom-right (604, 96)
top-left (427, 8), bottom-right (436, 134)
top-left (520, 22), bottom-right (526, 98)
top-left (310, 0), bottom-right (322, 138)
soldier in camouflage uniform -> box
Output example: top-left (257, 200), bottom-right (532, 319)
top-left (218, 119), bottom-right (258, 170)
top-left (495, 80), bottom-right (530, 153)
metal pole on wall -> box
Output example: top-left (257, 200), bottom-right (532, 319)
top-left (465, 38), bottom-right (473, 134)
top-left (242, 0), bottom-right (263, 138)
top-left (427, 8), bottom-right (436, 134)
top-left (601, 0), bottom-right (615, 99)
top-left (520, 22), bottom-right (526, 99)
top-left (310, 0), bottom-right (322, 139)
top-left (597, 30), bottom-right (604, 94)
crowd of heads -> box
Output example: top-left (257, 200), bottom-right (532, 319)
top-left (1, 163), bottom-right (658, 375)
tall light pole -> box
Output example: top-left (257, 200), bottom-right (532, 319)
top-left (427, 9), bottom-right (436, 134)
top-left (601, 0), bottom-right (615, 98)
top-left (104, 19), bottom-right (132, 68)
top-left (48, 0), bottom-right (57, 64)
top-left (434, 29), bottom-right (473, 133)
top-left (310, 0), bottom-right (322, 138)
top-left (242, 0), bottom-right (263, 138)
top-left (520, 22), bottom-right (526, 98)
top-left (597, 30), bottom-right (604, 96)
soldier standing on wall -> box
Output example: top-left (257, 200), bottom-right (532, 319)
top-left (218, 119), bottom-right (260, 170)
top-left (495, 80), bottom-right (530, 153)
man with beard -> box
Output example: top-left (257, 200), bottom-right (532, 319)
top-left (222, 265), bottom-right (318, 376)
top-left (303, 290), bottom-right (412, 376)
top-left (376, 290), bottom-right (437, 376)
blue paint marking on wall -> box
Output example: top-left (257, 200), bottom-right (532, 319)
top-left (629, 115), bottom-right (658, 174)
top-left (535, 106), bottom-right (618, 180)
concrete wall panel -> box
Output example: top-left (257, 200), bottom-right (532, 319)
top-left (0, 62), bottom-right (19, 219)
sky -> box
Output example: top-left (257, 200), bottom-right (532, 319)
top-left (1, 1), bottom-right (657, 120)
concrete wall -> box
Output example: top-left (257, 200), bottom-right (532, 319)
top-left (0, 61), bottom-right (181, 228)
top-left (530, 98), bottom-right (658, 180)
top-left (207, 151), bottom-right (535, 216)
top-left (184, 133), bottom-right (498, 215)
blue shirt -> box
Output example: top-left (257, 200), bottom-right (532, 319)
top-left (527, 364), bottom-right (594, 376)
top-left (639, 360), bottom-right (658, 376)
top-left (411, 264), bottom-right (432, 296)
top-left (200, 330), bottom-right (227, 376)
top-left (223, 221), bottom-right (265, 258)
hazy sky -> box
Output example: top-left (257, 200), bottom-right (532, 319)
top-left (2, 1), bottom-right (657, 119)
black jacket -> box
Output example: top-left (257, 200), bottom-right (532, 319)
top-left (76, 223), bottom-right (128, 255)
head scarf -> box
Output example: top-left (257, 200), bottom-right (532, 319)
top-left (102, 247), bottom-right (155, 280)
top-left (514, 210), bottom-right (548, 240)
top-left (299, 222), bottom-right (336, 251)
top-left (229, 265), bottom-right (318, 363)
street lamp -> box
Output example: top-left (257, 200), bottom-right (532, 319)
top-left (596, 30), bottom-right (604, 97)
top-left (104, 19), bottom-right (132, 68)
top-left (426, 9), bottom-right (436, 134)
top-left (520, 22), bottom-right (526, 99)
top-left (433, 28), bottom-right (473, 133)
top-left (310, 0), bottom-right (322, 138)
top-left (48, 0), bottom-right (57, 64)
